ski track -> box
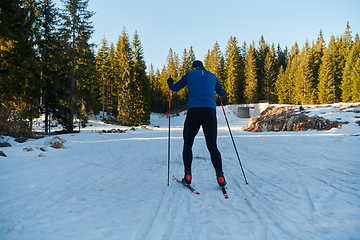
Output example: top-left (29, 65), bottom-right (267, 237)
top-left (1, 162), bottom-right (116, 238)
top-left (136, 180), bottom-right (203, 240)
top-left (185, 194), bottom-right (198, 240)
top-left (227, 173), bottom-right (268, 239)
top-left (134, 186), bottom-right (170, 240)
top-left (218, 130), bottom-right (360, 239)
top-left (230, 172), bottom-right (300, 240)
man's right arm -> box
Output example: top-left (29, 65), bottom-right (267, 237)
top-left (168, 73), bottom-right (188, 92)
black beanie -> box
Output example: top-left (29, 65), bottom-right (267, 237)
top-left (191, 60), bottom-right (203, 68)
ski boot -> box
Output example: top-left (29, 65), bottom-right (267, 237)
top-left (216, 172), bottom-right (227, 187)
top-left (182, 171), bottom-right (192, 185)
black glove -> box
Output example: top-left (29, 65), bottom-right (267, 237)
top-left (167, 76), bottom-right (173, 85)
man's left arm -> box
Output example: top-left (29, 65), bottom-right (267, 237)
top-left (215, 78), bottom-right (225, 97)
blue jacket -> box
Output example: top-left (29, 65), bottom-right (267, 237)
top-left (168, 67), bottom-right (225, 109)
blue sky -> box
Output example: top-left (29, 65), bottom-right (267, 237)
top-left (53, 0), bottom-right (360, 72)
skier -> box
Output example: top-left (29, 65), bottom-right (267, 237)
top-left (167, 60), bottom-right (227, 187)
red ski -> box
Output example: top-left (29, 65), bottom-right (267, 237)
top-left (221, 187), bottom-right (228, 199)
top-left (172, 175), bottom-right (200, 195)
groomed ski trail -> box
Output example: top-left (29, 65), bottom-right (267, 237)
top-left (0, 107), bottom-right (359, 240)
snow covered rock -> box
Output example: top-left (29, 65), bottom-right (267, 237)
top-left (0, 142), bottom-right (11, 147)
top-left (244, 106), bottom-right (346, 132)
top-left (14, 137), bottom-right (27, 143)
top-left (23, 147), bottom-right (33, 152)
top-left (0, 151), bottom-right (6, 157)
top-left (44, 136), bottom-right (66, 149)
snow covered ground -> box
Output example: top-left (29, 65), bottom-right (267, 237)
top-left (1, 104), bottom-right (360, 240)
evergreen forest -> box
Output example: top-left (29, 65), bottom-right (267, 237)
top-left (1, 0), bottom-right (360, 138)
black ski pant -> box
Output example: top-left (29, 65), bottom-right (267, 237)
top-left (182, 107), bottom-right (223, 174)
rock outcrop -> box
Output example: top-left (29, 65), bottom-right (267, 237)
top-left (243, 106), bottom-right (346, 132)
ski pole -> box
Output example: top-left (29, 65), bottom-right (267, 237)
top-left (167, 88), bottom-right (171, 186)
top-left (219, 96), bottom-right (248, 184)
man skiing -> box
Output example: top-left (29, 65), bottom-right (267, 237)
top-left (167, 60), bottom-right (227, 187)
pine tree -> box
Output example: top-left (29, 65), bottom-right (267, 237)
top-left (224, 36), bottom-right (244, 104)
top-left (96, 36), bottom-right (109, 120)
top-left (218, 54), bottom-right (226, 96)
top-left (318, 36), bottom-right (340, 103)
top-left (205, 41), bottom-right (225, 105)
top-left (295, 41), bottom-right (315, 104)
top-left (107, 43), bottom-right (117, 117)
top-left (149, 64), bottom-right (161, 112)
top-left (0, 0), bottom-right (39, 136)
top-left (179, 47), bottom-right (193, 108)
top-left (188, 46), bottom-right (196, 64)
top-left (263, 50), bottom-right (275, 102)
top-left (275, 66), bottom-right (288, 104)
top-left (36, 0), bottom-right (63, 133)
top-left (59, 0), bottom-right (95, 131)
top-left (205, 41), bottom-right (222, 78)
top-left (339, 22), bottom-right (353, 70)
top-left (351, 58), bottom-right (360, 102)
top-left (204, 49), bottom-right (211, 70)
top-left (275, 44), bottom-right (287, 74)
top-left (244, 43), bottom-right (258, 103)
top-left (256, 35), bottom-right (270, 101)
top-left (166, 48), bottom-right (183, 111)
top-left (166, 48), bottom-right (180, 79)
top-left (353, 35), bottom-right (360, 102)
top-left (284, 43), bottom-right (301, 104)
top-left (183, 46), bottom-right (195, 107)
top-left (312, 29), bottom-right (325, 92)
top-left (289, 42), bottom-right (300, 62)
top-left (74, 36), bottom-right (96, 130)
top-left (131, 31), bottom-right (151, 124)
top-left (318, 36), bottom-right (335, 103)
top-left (341, 38), bottom-right (360, 102)
top-left (159, 66), bottom-right (170, 112)
top-left (115, 27), bottom-right (133, 125)
top-left (180, 48), bottom-right (190, 76)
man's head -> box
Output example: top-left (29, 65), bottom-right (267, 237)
top-left (191, 60), bottom-right (204, 70)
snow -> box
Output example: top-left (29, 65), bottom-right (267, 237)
top-left (1, 104), bottom-right (360, 240)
